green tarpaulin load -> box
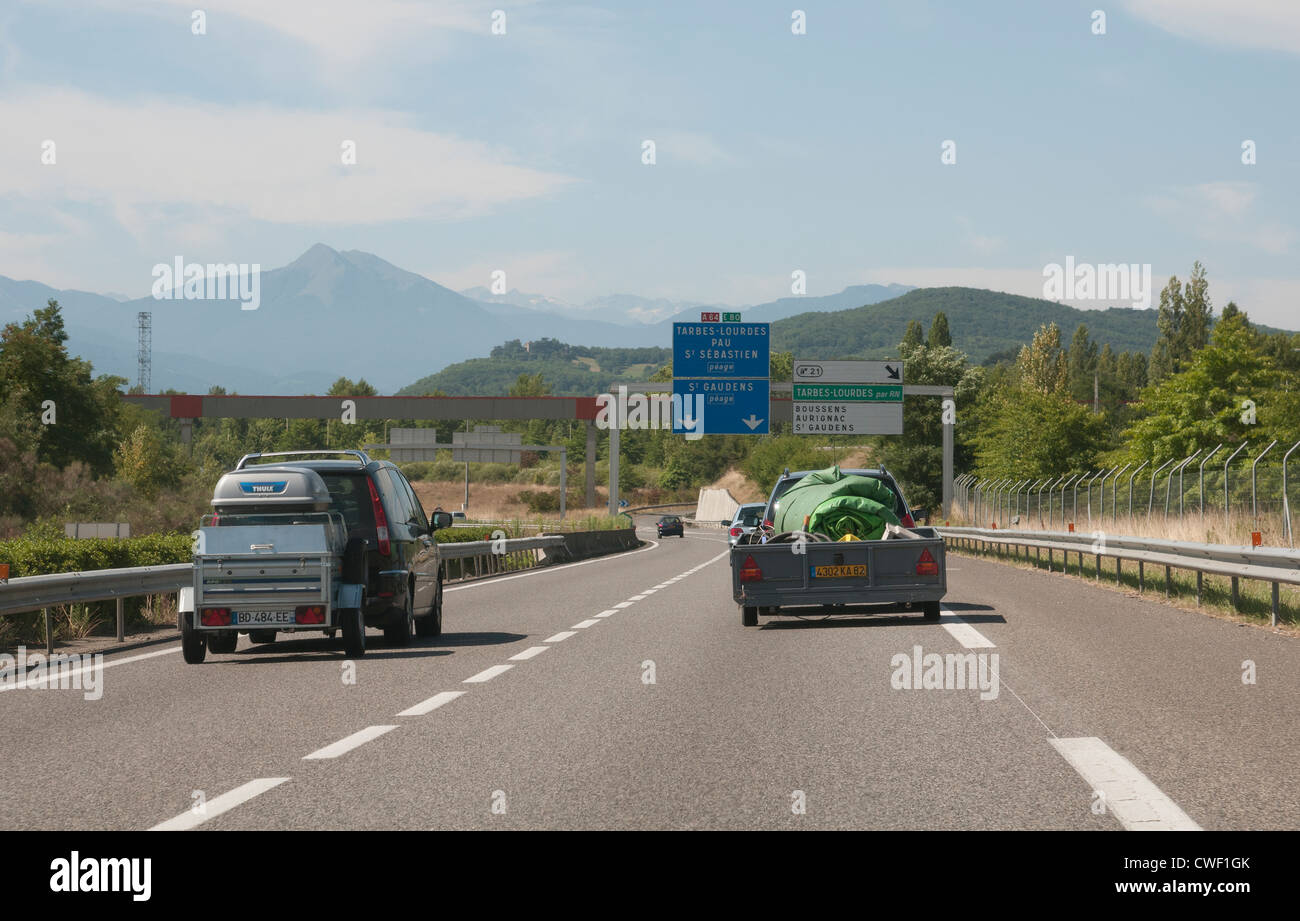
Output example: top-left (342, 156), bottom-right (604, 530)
top-left (773, 466), bottom-right (901, 541)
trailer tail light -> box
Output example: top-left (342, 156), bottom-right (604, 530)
top-left (730, 526), bottom-right (743, 537)
top-left (739, 554), bottom-right (763, 583)
top-left (762, 519), bottom-right (773, 530)
top-left (901, 512), bottom-right (916, 528)
top-left (295, 605), bottom-right (326, 624)
top-left (916, 548), bottom-right (939, 577)
top-left (200, 607), bottom-right (231, 626)
top-left (366, 475), bottom-right (391, 556)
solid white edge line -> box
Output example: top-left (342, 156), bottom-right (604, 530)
top-left (464, 664), bottom-right (513, 683)
top-left (149, 777), bottom-right (290, 831)
top-left (508, 646), bottom-right (550, 661)
top-left (397, 690), bottom-right (465, 716)
top-left (1050, 737), bottom-right (1202, 831)
top-left (303, 725), bottom-right (399, 760)
top-left (544, 631), bottom-right (577, 643)
top-left (1, 644), bottom-right (180, 692)
top-left (940, 608), bottom-right (996, 649)
top-left (571, 619), bottom-right (601, 629)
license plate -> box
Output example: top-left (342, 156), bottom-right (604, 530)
top-left (232, 610), bottom-right (295, 625)
top-left (811, 565), bottom-right (867, 578)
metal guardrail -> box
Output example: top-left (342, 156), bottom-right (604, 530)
top-left (0, 537), bottom-right (567, 653)
top-left (939, 526), bottom-right (1300, 626)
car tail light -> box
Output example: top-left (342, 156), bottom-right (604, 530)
top-left (762, 519), bottom-right (773, 529)
top-left (295, 605), bottom-right (325, 624)
top-left (739, 554), bottom-right (763, 582)
top-left (730, 526), bottom-right (743, 537)
top-left (901, 513), bottom-right (916, 528)
top-left (200, 607), bottom-right (231, 626)
top-left (916, 548), bottom-right (939, 576)
top-left (366, 475), bottom-right (391, 556)
top-left (211, 510), bottom-right (220, 525)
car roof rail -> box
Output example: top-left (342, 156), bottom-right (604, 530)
top-left (235, 450), bottom-right (372, 470)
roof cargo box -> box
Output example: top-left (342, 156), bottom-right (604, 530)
top-left (211, 466), bottom-right (332, 513)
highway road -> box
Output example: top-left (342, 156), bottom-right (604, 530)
top-left (2, 522), bottom-right (1297, 831)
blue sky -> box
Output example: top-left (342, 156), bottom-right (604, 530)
top-left (1, 0), bottom-right (1298, 327)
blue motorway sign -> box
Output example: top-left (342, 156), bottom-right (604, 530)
top-left (672, 322), bottom-right (769, 378)
top-left (672, 379), bottom-right (770, 435)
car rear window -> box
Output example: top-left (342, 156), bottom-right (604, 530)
top-left (319, 472), bottom-right (376, 536)
top-left (736, 506), bottom-right (764, 527)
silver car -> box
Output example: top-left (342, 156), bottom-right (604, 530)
top-left (727, 503), bottom-right (767, 547)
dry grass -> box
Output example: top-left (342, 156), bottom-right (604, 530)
top-left (411, 480), bottom-right (611, 521)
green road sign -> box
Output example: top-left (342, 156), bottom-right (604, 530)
top-left (792, 383), bottom-right (903, 402)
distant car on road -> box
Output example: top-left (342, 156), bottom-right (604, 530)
top-left (656, 515), bottom-right (685, 538)
top-left (728, 502), bottom-right (767, 548)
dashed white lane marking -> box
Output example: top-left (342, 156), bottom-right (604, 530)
top-left (652, 584), bottom-right (669, 589)
top-left (1049, 737), bottom-right (1202, 831)
top-left (303, 725), bottom-right (398, 760)
top-left (397, 690), bottom-right (465, 716)
top-left (594, 609), bottom-right (619, 618)
top-left (629, 594), bottom-right (649, 600)
top-left (464, 664), bottom-right (513, 683)
top-left (445, 538), bottom-right (660, 593)
top-left (544, 631), bottom-right (576, 643)
top-left (1, 644), bottom-right (180, 692)
top-left (509, 645), bottom-right (550, 661)
top-left (940, 608), bottom-right (995, 649)
top-left (150, 777), bottom-right (290, 831)
top-left (614, 601), bottom-right (634, 608)
top-left (571, 619), bottom-right (601, 629)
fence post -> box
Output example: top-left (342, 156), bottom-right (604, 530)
top-left (1127, 460), bottom-right (1148, 519)
top-left (1250, 440), bottom-right (1277, 528)
top-left (1176, 449), bottom-right (1201, 517)
top-left (44, 608), bottom-right (54, 656)
top-left (116, 597), bottom-right (125, 643)
top-left (1223, 441), bottom-right (1250, 528)
top-left (1283, 439), bottom-right (1300, 548)
top-left (1167, 451), bottom-right (1199, 519)
top-left (1148, 458), bottom-right (1174, 516)
top-left (1198, 444), bottom-right (1223, 520)
top-left (1110, 463), bottom-right (1131, 523)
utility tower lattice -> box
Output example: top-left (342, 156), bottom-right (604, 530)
top-left (137, 311), bottom-right (151, 393)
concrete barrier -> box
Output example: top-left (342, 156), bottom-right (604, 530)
top-left (539, 528), bottom-right (642, 563)
top-left (696, 487), bottom-right (740, 523)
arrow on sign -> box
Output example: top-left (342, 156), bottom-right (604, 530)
top-left (885, 364), bottom-right (900, 380)
top-left (742, 414), bottom-right (765, 430)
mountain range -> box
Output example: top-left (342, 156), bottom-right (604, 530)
top-left (3, 244), bottom-right (1292, 395)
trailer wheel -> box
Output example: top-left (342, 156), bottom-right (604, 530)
top-left (181, 613), bottom-right (207, 664)
top-left (249, 630), bottom-right (276, 644)
top-left (341, 608), bottom-right (366, 657)
top-left (741, 605), bottom-right (758, 627)
top-left (416, 573), bottom-right (443, 637)
top-left (207, 631), bottom-right (238, 654)
top-left (922, 601), bottom-right (942, 621)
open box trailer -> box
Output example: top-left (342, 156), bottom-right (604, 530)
top-left (178, 466), bottom-right (368, 662)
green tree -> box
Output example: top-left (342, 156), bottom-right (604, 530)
top-left (1066, 324), bottom-right (1099, 404)
top-left (0, 299), bottom-right (125, 475)
top-left (1179, 260), bottom-right (1213, 357)
top-left (114, 423), bottom-right (184, 499)
top-left (508, 372), bottom-right (552, 397)
top-left (1150, 274), bottom-right (1185, 383)
top-left (1016, 323), bottom-right (1067, 395)
top-left (327, 376), bottom-right (378, 397)
top-left (970, 386), bottom-right (1110, 478)
top-left (901, 320), bottom-right (925, 354)
top-left (927, 312), bottom-right (952, 349)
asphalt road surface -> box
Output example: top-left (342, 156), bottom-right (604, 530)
top-left (3, 525), bottom-right (1296, 830)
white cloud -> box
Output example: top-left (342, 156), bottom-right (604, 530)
top-left (955, 216), bottom-right (1005, 255)
top-left (1145, 182), bottom-right (1294, 255)
top-left (657, 131), bottom-right (737, 167)
top-left (0, 89), bottom-right (575, 236)
top-left (77, 0), bottom-right (507, 63)
top-left (1123, 0), bottom-right (1300, 55)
